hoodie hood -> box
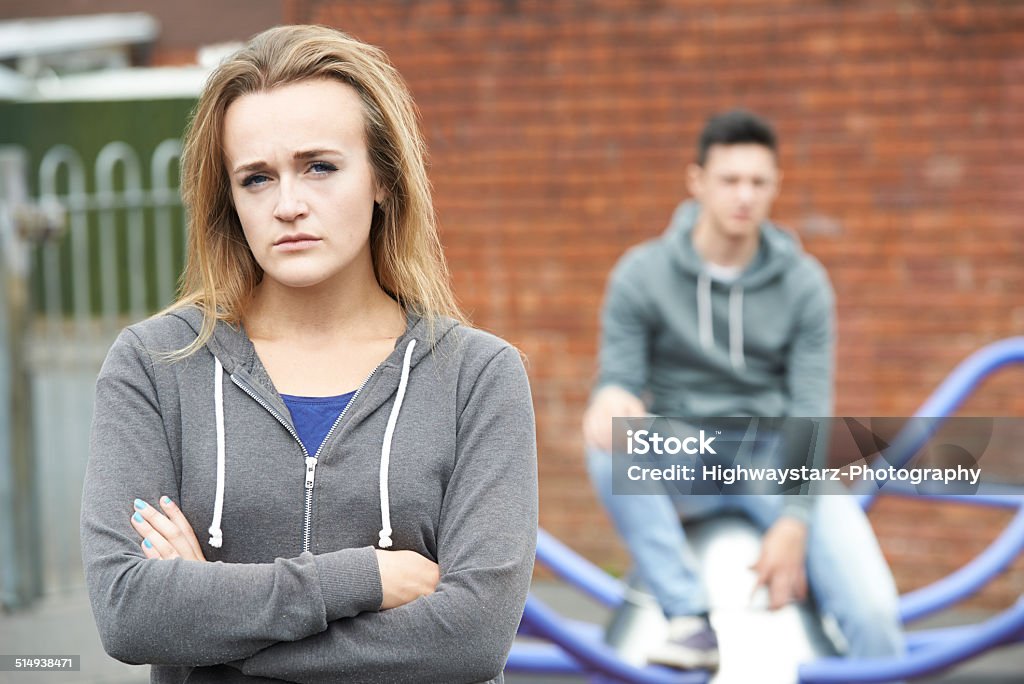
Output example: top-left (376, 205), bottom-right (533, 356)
top-left (169, 306), bottom-right (456, 378)
top-left (663, 200), bottom-right (805, 371)
top-left (665, 199), bottom-right (803, 288)
top-left (168, 306), bottom-right (459, 549)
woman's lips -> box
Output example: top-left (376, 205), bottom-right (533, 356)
top-left (274, 236), bottom-right (322, 251)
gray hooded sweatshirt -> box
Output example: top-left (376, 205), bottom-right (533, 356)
top-left (81, 307), bottom-right (538, 683)
top-left (597, 200), bottom-right (835, 518)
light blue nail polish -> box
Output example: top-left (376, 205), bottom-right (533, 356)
top-left (133, 512), bottom-right (143, 523)
top-left (143, 538), bottom-right (153, 549)
top-left (161, 496), bottom-right (171, 505)
top-left (134, 498), bottom-right (147, 510)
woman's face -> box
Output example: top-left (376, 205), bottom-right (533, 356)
top-left (223, 78), bottom-right (383, 290)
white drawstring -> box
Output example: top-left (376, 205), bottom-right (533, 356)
top-left (209, 357), bottom-right (226, 548)
top-left (697, 271), bottom-right (746, 370)
top-left (697, 271), bottom-right (713, 351)
top-left (729, 284), bottom-right (746, 370)
top-left (378, 339), bottom-right (416, 549)
top-left (207, 341), bottom-right (417, 551)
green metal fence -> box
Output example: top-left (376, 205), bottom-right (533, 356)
top-left (0, 96), bottom-right (196, 608)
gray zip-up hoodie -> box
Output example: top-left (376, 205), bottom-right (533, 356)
top-left (81, 307), bottom-right (538, 683)
top-left (597, 200), bottom-right (835, 517)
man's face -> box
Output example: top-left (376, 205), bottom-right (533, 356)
top-left (688, 143), bottom-right (781, 240)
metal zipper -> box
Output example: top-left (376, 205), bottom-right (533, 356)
top-left (231, 364), bottom-right (383, 553)
top-left (230, 375), bottom-right (308, 454)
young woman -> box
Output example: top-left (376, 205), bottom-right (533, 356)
top-left (81, 25), bottom-right (537, 684)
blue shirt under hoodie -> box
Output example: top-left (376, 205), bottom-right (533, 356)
top-left (281, 391), bottom-right (355, 457)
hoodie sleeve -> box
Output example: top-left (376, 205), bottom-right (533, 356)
top-left (81, 329), bottom-right (383, 666)
top-left (234, 346), bottom-right (539, 684)
top-left (595, 247), bottom-right (656, 400)
top-left (781, 262), bottom-right (836, 522)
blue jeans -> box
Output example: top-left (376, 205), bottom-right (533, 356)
top-left (586, 446), bottom-right (905, 659)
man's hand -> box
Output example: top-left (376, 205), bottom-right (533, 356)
top-left (751, 517), bottom-right (808, 610)
top-left (130, 497), bottom-right (207, 561)
top-left (375, 549), bottom-right (440, 610)
top-left (583, 385), bottom-right (646, 452)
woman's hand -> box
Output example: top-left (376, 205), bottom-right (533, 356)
top-left (374, 549), bottom-right (440, 609)
top-left (131, 498), bottom-right (440, 608)
top-left (130, 497), bottom-right (207, 562)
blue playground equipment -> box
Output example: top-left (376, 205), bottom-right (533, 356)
top-left (508, 337), bottom-right (1024, 683)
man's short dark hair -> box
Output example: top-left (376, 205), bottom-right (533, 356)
top-left (697, 109), bottom-right (778, 166)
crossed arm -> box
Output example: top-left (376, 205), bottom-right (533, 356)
top-left (128, 495), bottom-right (438, 610)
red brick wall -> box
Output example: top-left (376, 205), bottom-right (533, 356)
top-left (293, 0), bottom-right (1024, 609)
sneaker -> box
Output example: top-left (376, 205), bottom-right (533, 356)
top-left (646, 614), bottom-right (720, 671)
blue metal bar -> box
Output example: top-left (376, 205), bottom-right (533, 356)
top-left (860, 337), bottom-right (1024, 510)
top-left (869, 484), bottom-right (1024, 509)
top-left (799, 598), bottom-right (1024, 683)
top-left (509, 621), bottom-right (605, 673)
top-left (910, 337), bottom-right (1024, 420)
top-left (506, 641), bottom-right (584, 675)
top-left (904, 621), bottom-right (1024, 650)
top-left (898, 504), bottom-right (1024, 623)
top-left (510, 595), bottom-right (708, 684)
top-left (535, 528), bottom-right (625, 609)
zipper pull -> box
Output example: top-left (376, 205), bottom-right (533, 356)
top-left (305, 456), bottom-right (318, 490)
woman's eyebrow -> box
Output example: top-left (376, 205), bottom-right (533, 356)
top-left (293, 148), bottom-right (345, 160)
top-left (232, 149), bottom-right (345, 175)
top-left (232, 160), bottom-right (268, 175)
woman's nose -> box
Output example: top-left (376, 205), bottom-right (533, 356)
top-left (273, 181), bottom-right (309, 221)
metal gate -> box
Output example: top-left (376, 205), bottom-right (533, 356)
top-left (0, 139), bottom-right (186, 607)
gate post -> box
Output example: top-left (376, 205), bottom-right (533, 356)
top-left (0, 146), bottom-right (42, 610)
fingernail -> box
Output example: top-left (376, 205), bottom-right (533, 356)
top-left (133, 512), bottom-right (143, 523)
top-left (161, 496), bottom-right (172, 506)
top-left (143, 538), bottom-right (153, 549)
top-left (134, 499), bottom-right (147, 510)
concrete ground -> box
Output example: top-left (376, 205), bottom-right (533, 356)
top-left (1, 582), bottom-right (1022, 684)
top-left (0, 589), bottom-right (146, 684)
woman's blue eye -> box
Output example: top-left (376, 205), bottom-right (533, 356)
top-left (309, 161), bottom-right (337, 174)
top-left (242, 174), bottom-right (270, 187)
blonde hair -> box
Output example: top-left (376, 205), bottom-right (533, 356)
top-left (167, 24), bottom-right (464, 357)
